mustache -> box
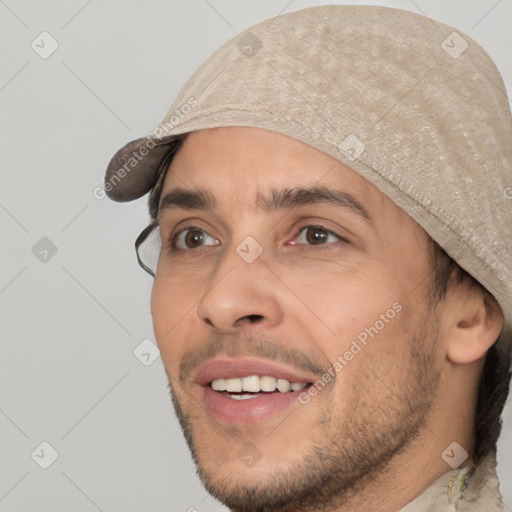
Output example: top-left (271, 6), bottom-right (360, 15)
top-left (179, 332), bottom-right (329, 384)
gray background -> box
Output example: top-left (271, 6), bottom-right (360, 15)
top-left (1, 0), bottom-right (511, 511)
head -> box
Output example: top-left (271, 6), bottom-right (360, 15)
top-left (138, 126), bottom-right (508, 512)
top-left (105, 5), bottom-right (512, 511)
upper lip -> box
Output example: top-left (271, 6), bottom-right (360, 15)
top-left (193, 357), bottom-right (318, 386)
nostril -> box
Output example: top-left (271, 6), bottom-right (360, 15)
top-left (244, 314), bottom-right (264, 324)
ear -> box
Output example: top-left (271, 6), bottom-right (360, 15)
top-left (442, 281), bottom-right (504, 364)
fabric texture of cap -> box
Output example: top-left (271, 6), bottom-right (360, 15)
top-left (104, 5), bottom-right (512, 360)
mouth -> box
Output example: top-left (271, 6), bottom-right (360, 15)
top-left (193, 357), bottom-right (316, 425)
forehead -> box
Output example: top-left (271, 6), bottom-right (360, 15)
top-left (162, 127), bottom-right (374, 196)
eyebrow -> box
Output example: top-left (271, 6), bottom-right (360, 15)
top-left (158, 186), bottom-right (371, 223)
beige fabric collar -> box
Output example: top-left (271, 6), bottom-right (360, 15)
top-left (400, 452), bottom-right (504, 511)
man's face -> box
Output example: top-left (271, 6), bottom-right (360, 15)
top-left (151, 127), bottom-right (442, 511)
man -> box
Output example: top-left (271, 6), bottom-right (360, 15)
top-left (104, 5), bottom-right (511, 511)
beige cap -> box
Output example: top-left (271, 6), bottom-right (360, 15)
top-left (104, 5), bottom-right (512, 358)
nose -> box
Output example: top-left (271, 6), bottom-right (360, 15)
top-left (195, 245), bottom-right (283, 332)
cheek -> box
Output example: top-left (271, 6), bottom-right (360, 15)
top-left (150, 279), bottom-right (173, 337)
top-left (150, 277), bottom-right (197, 370)
top-left (289, 262), bottom-right (412, 361)
top-left (151, 274), bottom-right (201, 325)
top-left (288, 267), bottom-right (417, 426)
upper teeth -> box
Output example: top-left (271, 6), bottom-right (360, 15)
top-left (211, 376), bottom-right (308, 393)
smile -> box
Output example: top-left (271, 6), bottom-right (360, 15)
top-left (194, 358), bottom-right (316, 424)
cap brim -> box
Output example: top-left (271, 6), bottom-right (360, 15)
top-left (104, 136), bottom-right (181, 202)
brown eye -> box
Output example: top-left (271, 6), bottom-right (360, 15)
top-left (305, 227), bottom-right (329, 244)
top-left (184, 229), bottom-right (204, 248)
top-left (173, 228), bottom-right (219, 250)
top-left (296, 226), bottom-right (340, 245)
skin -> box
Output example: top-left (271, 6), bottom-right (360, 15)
top-left (150, 126), bottom-right (504, 512)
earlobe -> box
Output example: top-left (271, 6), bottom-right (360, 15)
top-left (445, 289), bottom-right (504, 365)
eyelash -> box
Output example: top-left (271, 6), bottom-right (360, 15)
top-left (167, 224), bottom-right (348, 252)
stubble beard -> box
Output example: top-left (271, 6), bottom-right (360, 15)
top-left (167, 317), bottom-right (441, 512)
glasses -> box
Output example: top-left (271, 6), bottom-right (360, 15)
top-left (135, 221), bottom-right (162, 277)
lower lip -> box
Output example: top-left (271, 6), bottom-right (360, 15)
top-left (200, 385), bottom-right (307, 425)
